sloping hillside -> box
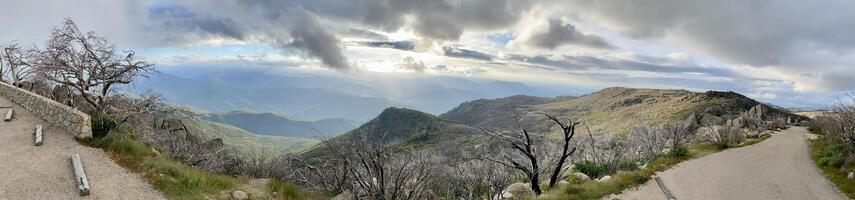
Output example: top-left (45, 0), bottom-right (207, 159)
top-left (301, 107), bottom-right (483, 158)
top-left (443, 87), bottom-right (792, 135)
top-left (302, 87), bottom-right (799, 159)
top-left (202, 111), bottom-right (359, 138)
top-left (181, 117), bottom-right (320, 154)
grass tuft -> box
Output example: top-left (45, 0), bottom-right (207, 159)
top-left (267, 180), bottom-right (328, 200)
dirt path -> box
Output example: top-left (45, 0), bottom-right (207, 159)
top-left (610, 127), bottom-right (847, 200)
top-left (0, 97), bottom-right (165, 199)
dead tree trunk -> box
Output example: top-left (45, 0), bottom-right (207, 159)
top-left (483, 125), bottom-right (543, 195)
top-left (545, 114), bottom-right (580, 188)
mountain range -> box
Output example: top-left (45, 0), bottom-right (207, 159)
top-left (302, 87), bottom-right (801, 157)
top-left (201, 111), bottom-right (360, 138)
top-left (127, 66), bottom-right (569, 122)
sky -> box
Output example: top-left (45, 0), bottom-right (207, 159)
top-left (1, 0), bottom-right (854, 108)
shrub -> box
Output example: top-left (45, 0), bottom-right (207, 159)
top-left (808, 125), bottom-right (822, 135)
top-left (575, 160), bottom-right (637, 179)
top-left (819, 157), bottom-right (831, 166)
top-left (670, 146), bottom-right (689, 157)
top-left (91, 115), bottom-right (120, 138)
top-left (267, 180), bottom-right (327, 200)
top-left (717, 142), bottom-right (730, 150)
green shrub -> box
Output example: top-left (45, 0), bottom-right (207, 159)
top-left (575, 161), bottom-right (607, 179)
top-left (717, 142), bottom-right (730, 150)
top-left (91, 115), bottom-right (120, 138)
top-left (670, 146), bottom-right (689, 157)
top-left (808, 125), bottom-right (822, 135)
top-left (819, 157), bottom-right (831, 166)
top-left (575, 160), bottom-right (637, 179)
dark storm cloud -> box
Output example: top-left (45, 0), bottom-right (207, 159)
top-left (143, 0), bottom-right (536, 70)
top-left (442, 46), bottom-right (493, 61)
top-left (148, 3), bottom-right (245, 39)
top-left (520, 18), bottom-right (612, 49)
top-left (240, 0), bottom-right (533, 41)
top-left (286, 13), bottom-right (351, 70)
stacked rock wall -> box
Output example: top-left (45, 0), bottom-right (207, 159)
top-left (0, 82), bottom-right (92, 138)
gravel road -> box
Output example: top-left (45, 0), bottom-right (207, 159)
top-left (610, 127), bottom-right (848, 200)
top-left (0, 97), bottom-right (165, 199)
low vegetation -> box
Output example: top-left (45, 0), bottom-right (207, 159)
top-left (84, 130), bottom-right (239, 199)
top-left (809, 98), bottom-right (855, 199)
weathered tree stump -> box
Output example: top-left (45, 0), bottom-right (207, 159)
top-left (71, 154), bottom-right (90, 196)
top-left (34, 125), bottom-right (43, 146)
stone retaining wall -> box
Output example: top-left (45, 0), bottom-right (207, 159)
top-left (0, 82), bottom-right (92, 139)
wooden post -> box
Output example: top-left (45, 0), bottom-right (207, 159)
top-left (4, 108), bottom-right (12, 121)
top-left (34, 125), bottom-right (43, 146)
top-left (655, 176), bottom-right (676, 200)
top-left (71, 154), bottom-right (91, 196)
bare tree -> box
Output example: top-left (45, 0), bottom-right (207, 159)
top-left (431, 159), bottom-right (511, 199)
top-left (1, 42), bottom-right (34, 86)
top-left (33, 19), bottom-right (155, 115)
top-left (544, 114), bottom-right (579, 188)
top-left (291, 129), bottom-right (439, 200)
top-left (482, 124), bottom-right (545, 195)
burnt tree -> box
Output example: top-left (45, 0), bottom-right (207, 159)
top-left (544, 114), bottom-right (580, 188)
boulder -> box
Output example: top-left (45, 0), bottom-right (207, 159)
top-left (849, 172), bottom-right (854, 180)
top-left (662, 148), bottom-right (672, 154)
top-left (558, 180), bottom-right (570, 186)
top-left (574, 172), bottom-right (591, 182)
top-left (559, 164), bottom-right (575, 179)
top-left (598, 175), bottom-right (612, 182)
top-left (699, 113), bottom-right (724, 126)
top-left (231, 190), bottom-right (248, 200)
top-left (331, 191), bottom-right (354, 200)
top-left (503, 182), bottom-right (534, 199)
top-left (683, 113), bottom-right (699, 130)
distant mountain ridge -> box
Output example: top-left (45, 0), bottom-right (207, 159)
top-left (442, 87), bottom-right (795, 135)
top-left (201, 111), bottom-right (359, 138)
top-left (127, 67), bottom-right (565, 121)
top-left (301, 107), bottom-right (483, 158)
top-left (303, 87), bottom-right (800, 158)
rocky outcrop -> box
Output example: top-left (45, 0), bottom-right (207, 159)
top-left (699, 113), bottom-right (724, 126)
top-left (0, 81), bottom-right (92, 138)
top-left (746, 104), bottom-right (767, 120)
